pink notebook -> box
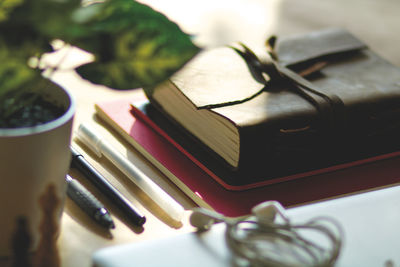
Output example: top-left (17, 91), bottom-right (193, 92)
top-left (95, 97), bottom-right (400, 216)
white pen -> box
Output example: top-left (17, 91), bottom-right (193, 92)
top-left (76, 123), bottom-right (185, 222)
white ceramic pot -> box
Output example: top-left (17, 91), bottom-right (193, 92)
top-left (0, 80), bottom-right (75, 257)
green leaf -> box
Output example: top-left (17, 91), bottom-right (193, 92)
top-left (73, 0), bottom-right (200, 89)
top-left (29, 0), bottom-right (82, 40)
top-left (0, 0), bottom-right (24, 22)
top-left (0, 59), bottom-right (38, 98)
top-left (0, 42), bottom-right (44, 120)
top-left (0, 0), bottom-right (81, 59)
top-left (0, 40), bottom-right (40, 97)
top-left (0, 0), bottom-right (199, 93)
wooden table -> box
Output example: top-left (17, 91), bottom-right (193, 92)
top-left (48, 0), bottom-right (400, 265)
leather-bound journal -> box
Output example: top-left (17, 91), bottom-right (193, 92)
top-left (144, 28), bottom-right (400, 186)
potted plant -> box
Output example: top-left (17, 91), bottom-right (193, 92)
top-left (0, 0), bottom-right (199, 261)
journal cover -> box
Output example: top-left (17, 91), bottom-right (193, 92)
top-left (95, 97), bottom-right (400, 216)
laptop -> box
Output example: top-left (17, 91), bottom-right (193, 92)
top-left (93, 185), bottom-right (400, 267)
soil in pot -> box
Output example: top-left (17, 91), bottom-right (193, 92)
top-left (0, 93), bottom-right (65, 128)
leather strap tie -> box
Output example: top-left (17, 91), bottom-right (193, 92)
top-left (230, 41), bottom-right (346, 132)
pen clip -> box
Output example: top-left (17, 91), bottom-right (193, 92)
top-left (76, 124), bottom-right (103, 158)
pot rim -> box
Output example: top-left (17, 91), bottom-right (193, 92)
top-left (0, 81), bottom-right (76, 137)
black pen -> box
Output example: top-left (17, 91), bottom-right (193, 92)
top-left (66, 175), bottom-right (115, 229)
top-left (70, 146), bottom-right (146, 227)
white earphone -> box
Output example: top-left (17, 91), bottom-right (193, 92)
top-left (190, 200), bottom-right (343, 267)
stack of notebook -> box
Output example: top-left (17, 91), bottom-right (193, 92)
top-left (95, 97), bottom-right (400, 217)
top-left (95, 29), bottom-right (400, 216)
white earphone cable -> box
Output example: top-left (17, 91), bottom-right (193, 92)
top-left (190, 201), bottom-right (343, 267)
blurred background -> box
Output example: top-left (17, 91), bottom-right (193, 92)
top-left (139, 0), bottom-right (400, 66)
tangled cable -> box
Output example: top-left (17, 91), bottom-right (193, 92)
top-left (190, 201), bottom-right (343, 267)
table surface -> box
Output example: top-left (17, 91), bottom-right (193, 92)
top-left (41, 1), bottom-right (400, 266)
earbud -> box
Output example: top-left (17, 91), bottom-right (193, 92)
top-left (251, 200), bottom-right (289, 225)
top-left (190, 208), bottom-right (226, 230)
top-left (190, 201), bottom-right (290, 230)
top-left (190, 201), bottom-right (342, 267)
